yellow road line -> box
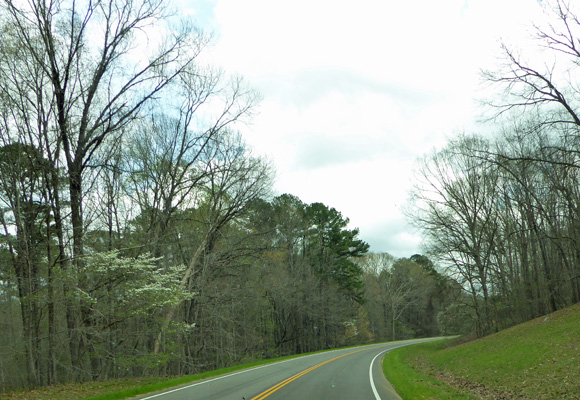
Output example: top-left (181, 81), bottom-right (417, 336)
top-left (250, 347), bottom-right (377, 400)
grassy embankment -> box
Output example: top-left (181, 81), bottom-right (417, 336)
top-left (384, 302), bottom-right (580, 399)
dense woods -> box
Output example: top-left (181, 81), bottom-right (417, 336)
top-left (2, 0), bottom-right (580, 393)
top-left (408, 0), bottom-right (580, 336)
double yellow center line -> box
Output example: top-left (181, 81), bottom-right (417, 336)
top-left (250, 348), bottom-right (370, 400)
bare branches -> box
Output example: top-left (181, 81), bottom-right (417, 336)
top-left (534, 0), bottom-right (580, 60)
top-left (484, 0), bottom-right (580, 127)
top-left (0, 0), bottom-right (268, 383)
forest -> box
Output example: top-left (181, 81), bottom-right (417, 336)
top-left (1, 0), bottom-right (580, 392)
top-left (407, 0), bottom-right (580, 337)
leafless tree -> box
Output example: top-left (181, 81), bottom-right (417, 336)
top-left (409, 135), bottom-right (501, 335)
top-left (484, 1), bottom-right (580, 131)
top-left (153, 130), bottom-right (273, 354)
top-left (0, 0), bottom-right (219, 381)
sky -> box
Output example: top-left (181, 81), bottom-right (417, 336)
top-left (180, 0), bottom-right (545, 257)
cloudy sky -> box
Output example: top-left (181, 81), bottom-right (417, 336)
top-left (182, 0), bottom-right (544, 257)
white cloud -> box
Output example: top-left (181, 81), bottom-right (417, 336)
top-left (199, 0), bottom-right (548, 255)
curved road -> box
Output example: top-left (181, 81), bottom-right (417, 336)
top-left (139, 338), bottom-right (443, 400)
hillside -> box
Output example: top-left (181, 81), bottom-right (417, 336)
top-left (385, 302), bottom-right (580, 399)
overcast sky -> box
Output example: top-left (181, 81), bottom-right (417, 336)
top-left (181, 0), bottom-right (544, 258)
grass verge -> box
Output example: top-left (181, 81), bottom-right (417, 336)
top-left (384, 302), bottom-right (580, 400)
top-left (383, 341), bottom-right (477, 400)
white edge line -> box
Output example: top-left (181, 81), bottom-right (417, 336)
top-left (144, 339), bottom-right (448, 400)
top-left (140, 359), bottom-right (293, 399)
top-left (369, 344), bottom-right (412, 400)
top-left (140, 346), bottom-right (360, 399)
top-left (369, 338), bottom-right (447, 400)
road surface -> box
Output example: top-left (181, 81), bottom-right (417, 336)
top-left (139, 338), bottom-right (444, 400)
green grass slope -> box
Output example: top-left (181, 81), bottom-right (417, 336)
top-left (384, 302), bottom-right (580, 399)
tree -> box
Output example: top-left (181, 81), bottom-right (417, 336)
top-left (304, 202), bottom-right (369, 302)
top-left (124, 72), bottom-right (258, 259)
top-left (152, 130), bottom-right (273, 356)
top-left (0, 0), bottom-right (211, 379)
top-left (359, 253), bottom-right (456, 339)
top-left (483, 0), bottom-right (580, 180)
top-left (359, 252), bottom-right (394, 341)
top-left (2, 0), bottom-right (206, 263)
top-left (409, 135), bottom-right (501, 336)
top-left (0, 143), bottom-right (53, 386)
top-left (243, 195), bottom-right (371, 355)
top-left (484, 0), bottom-right (580, 312)
top-left (489, 125), bottom-right (579, 317)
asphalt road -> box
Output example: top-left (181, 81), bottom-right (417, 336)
top-left (139, 338), bottom-right (444, 400)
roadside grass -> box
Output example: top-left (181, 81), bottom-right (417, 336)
top-left (384, 302), bottom-right (580, 400)
top-left (0, 377), bottom-right (169, 400)
top-left (383, 341), bottom-right (477, 400)
top-left (0, 356), bottom-right (299, 400)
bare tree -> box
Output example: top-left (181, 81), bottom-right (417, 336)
top-left (359, 252), bottom-right (394, 341)
top-left (125, 70), bottom-right (259, 258)
top-left (2, 0), bottom-right (206, 265)
top-left (484, 0), bottom-right (580, 130)
top-left (0, 0), bottom-right (213, 380)
top-left (481, 0), bottom-right (580, 321)
top-left (153, 130), bottom-right (273, 354)
top-left (409, 135), bottom-right (501, 336)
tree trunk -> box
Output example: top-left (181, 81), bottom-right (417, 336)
top-left (67, 164), bottom-right (87, 379)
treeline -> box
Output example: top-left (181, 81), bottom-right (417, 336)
top-left (408, 0), bottom-right (580, 337)
top-left (0, 152), bottom-right (465, 389)
top-left (0, 0), bottom-right (466, 391)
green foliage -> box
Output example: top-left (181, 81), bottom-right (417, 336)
top-left (303, 202), bottom-right (369, 302)
top-left (0, 143), bottom-right (53, 190)
top-left (71, 250), bottom-right (189, 315)
top-left (410, 254), bottom-right (436, 273)
top-left (54, 251), bottom-right (193, 372)
top-left (248, 195), bottom-right (371, 356)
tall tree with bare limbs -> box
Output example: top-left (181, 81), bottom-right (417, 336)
top-left (2, 0), bottom-right (206, 267)
top-left (0, 0), bottom-right (210, 380)
top-left (482, 0), bottom-right (580, 318)
top-left (409, 135), bottom-right (501, 336)
top-left (484, 0), bottom-right (580, 129)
